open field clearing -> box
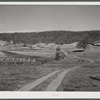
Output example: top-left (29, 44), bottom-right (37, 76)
top-left (57, 46), bottom-right (100, 91)
top-left (0, 46), bottom-right (100, 91)
top-left (0, 48), bottom-right (87, 91)
top-left (70, 46), bottom-right (100, 60)
top-left (17, 53), bottom-right (89, 91)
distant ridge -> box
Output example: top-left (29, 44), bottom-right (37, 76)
top-left (0, 30), bottom-right (100, 45)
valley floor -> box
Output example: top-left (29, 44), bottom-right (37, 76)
top-left (0, 46), bottom-right (100, 91)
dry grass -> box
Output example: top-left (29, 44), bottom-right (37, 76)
top-left (0, 46), bottom-right (100, 91)
top-left (58, 47), bottom-right (100, 91)
top-left (57, 63), bottom-right (100, 91)
top-left (0, 48), bottom-right (84, 91)
top-left (0, 63), bottom-right (62, 91)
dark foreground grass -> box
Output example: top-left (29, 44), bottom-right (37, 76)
top-left (57, 62), bottom-right (100, 91)
top-left (0, 47), bottom-right (92, 91)
top-left (0, 62), bottom-right (61, 91)
top-left (0, 52), bottom-right (85, 91)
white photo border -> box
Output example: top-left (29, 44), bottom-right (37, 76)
top-left (0, 2), bottom-right (100, 99)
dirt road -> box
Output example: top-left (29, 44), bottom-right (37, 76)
top-left (18, 53), bottom-right (94, 91)
top-left (45, 65), bottom-right (80, 91)
top-left (18, 69), bottom-right (61, 91)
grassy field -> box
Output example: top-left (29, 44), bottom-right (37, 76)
top-left (0, 57), bottom-right (83, 91)
top-left (0, 47), bottom-right (56, 91)
top-left (0, 47), bottom-right (86, 91)
top-left (57, 46), bottom-right (100, 91)
top-left (0, 46), bottom-right (100, 91)
top-left (0, 62), bottom-right (62, 91)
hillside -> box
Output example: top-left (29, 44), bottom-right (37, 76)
top-left (0, 30), bottom-right (100, 45)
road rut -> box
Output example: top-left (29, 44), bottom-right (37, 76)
top-left (18, 69), bottom-right (61, 91)
top-left (45, 66), bottom-right (80, 91)
top-left (18, 53), bottom-right (94, 91)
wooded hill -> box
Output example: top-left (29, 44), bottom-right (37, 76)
top-left (0, 30), bottom-right (100, 45)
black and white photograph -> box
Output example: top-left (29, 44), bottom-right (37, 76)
top-left (0, 3), bottom-right (100, 92)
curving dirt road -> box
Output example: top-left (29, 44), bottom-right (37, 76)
top-left (18, 53), bottom-right (94, 91)
top-left (45, 54), bottom-right (94, 91)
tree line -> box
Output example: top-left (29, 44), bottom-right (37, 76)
top-left (0, 30), bottom-right (100, 46)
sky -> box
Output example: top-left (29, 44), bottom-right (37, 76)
top-left (0, 5), bottom-right (100, 33)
